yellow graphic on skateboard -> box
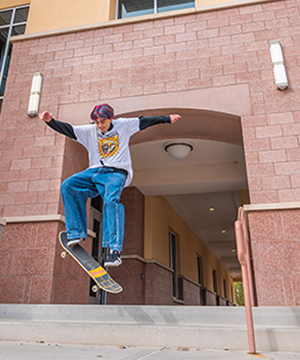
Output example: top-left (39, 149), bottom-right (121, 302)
top-left (89, 266), bottom-right (106, 278)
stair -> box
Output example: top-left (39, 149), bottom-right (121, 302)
top-left (0, 304), bottom-right (299, 352)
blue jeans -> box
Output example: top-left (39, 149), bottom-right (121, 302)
top-left (61, 167), bottom-right (127, 252)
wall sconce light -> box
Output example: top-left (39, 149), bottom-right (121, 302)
top-left (27, 72), bottom-right (43, 117)
top-left (269, 41), bottom-right (288, 91)
top-left (164, 141), bottom-right (193, 159)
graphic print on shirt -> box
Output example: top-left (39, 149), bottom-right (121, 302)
top-left (97, 132), bottom-right (120, 159)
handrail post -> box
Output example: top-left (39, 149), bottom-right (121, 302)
top-left (235, 207), bottom-right (256, 354)
top-left (241, 210), bottom-right (255, 307)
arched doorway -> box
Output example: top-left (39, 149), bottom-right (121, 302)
top-left (114, 108), bottom-right (249, 305)
top-left (58, 102), bottom-right (250, 305)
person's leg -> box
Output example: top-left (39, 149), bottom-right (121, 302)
top-left (61, 168), bottom-right (98, 244)
top-left (102, 195), bottom-right (125, 252)
top-left (93, 168), bottom-right (126, 265)
top-left (102, 200), bottom-right (125, 250)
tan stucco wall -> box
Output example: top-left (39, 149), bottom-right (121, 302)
top-left (144, 195), bottom-right (233, 298)
top-left (0, 0), bottom-right (29, 10)
top-left (4, 0), bottom-right (271, 38)
top-left (24, 0), bottom-right (116, 34)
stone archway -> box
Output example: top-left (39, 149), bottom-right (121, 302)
top-left (58, 83), bottom-right (252, 128)
top-left (108, 107), bottom-right (249, 305)
top-left (126, 108), bottom-right (243, 146)
top-left (58, 95), bottom-right (251, 305)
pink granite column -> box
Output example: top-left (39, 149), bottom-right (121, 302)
top-left (108, 187), bottom-right (146, 305)
top-left (247, 209), bottom-right (300, 306)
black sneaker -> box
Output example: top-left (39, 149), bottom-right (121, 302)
top-left (104, 250), bottom-right (122, 267)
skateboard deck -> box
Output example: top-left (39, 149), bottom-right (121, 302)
top-left (59, 231), bottom-right (122, 294)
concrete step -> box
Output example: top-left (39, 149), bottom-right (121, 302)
top-left (0, 304), bottom-right (299, 352)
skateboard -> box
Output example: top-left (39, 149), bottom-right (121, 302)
top-left (59, 231), bottom-right (122, 294)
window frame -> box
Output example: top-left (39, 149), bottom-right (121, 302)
top-left (212, 268), bottom-right (217, 294)
top-left (223, 278), bottom-right (227, 299)
top-left (197, 254), bottom-right (204, 305)
top-left (196, 254), bottom-right (203, 286)
top-left (169, 230), bottom-right (179, 299)
top-left (0, 5), bottom-right (29, 103)
top-left (116, 0), bottom-right (195, 19)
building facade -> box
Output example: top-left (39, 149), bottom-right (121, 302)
top-left (0, 0), bottom-right (299, 306)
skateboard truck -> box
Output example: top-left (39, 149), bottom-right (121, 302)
top-left (61, 251), bottom-right (69, 258)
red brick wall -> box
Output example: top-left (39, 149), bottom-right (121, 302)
top-left (1, 0), bottom-right (300, 305)
top-left (181, 277), bottom-right (201, 305)
top-left (0, 222), bottom-right (58, 303)
top-left (108, 187), bottom-right (146, 305)
top-left (121, 187), bottom-right (145, 257)
top-left (108, 259), bottom-right (146, 305)
top-left (52, 223), bottom-right (93, 305)
top-left (219, 296), bottom-right (227, 306)
top-left (145, 263), bottom-right (174, 305)
top-left (0, 221), bottom-right (93, 304)
top-left (248, 210), bottom-right (300, 306)
top-left (238, 1), bottom-right (300, 204)
top-left (204, 288), bottom-right (219, 306)
top-left (1, 0), bottom-right (299, 215)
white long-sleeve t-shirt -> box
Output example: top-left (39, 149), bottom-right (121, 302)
top-left (73, 118), bottom-right (139, 187)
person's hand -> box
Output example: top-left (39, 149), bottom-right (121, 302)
top-left (38, 111), bottom-right (52, 123)
top-left (170, 114), bottom-right (181, 124)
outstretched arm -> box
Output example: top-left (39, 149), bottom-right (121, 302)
top-left (39, 111), bottom-right (77, 140)
top-left (139, 114), bottom-right (181, 131)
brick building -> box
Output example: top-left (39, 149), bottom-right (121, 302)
top-left (0, 0), bottom-right (299, 306)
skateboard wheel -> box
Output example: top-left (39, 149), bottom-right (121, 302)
top-left (61, 251), bottom-right (68, 258)
top-left (92, 285), bottom-right (99, 293)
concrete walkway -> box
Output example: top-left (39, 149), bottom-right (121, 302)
top-left (0, 341), bottom-right (299, 360)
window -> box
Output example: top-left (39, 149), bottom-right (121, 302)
top-left (197, 254), bottom-right (204, 305)
top-left (223, 278), bottom-right (227, 299)
top-left (0, 6), bottom-right (29, 107)
top-left (169, 230), bottom-right (178, 299)
top-left (212, 268), bottom-right (217, 293)
top-left (117, 0), bottom-right (195, 19)
top-left (197, 255), bottom-right (202, 286)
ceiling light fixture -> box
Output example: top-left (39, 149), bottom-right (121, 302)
top-left (164, 142), bottom-right (193, 159)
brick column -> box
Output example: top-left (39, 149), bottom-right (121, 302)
top-left (245, 206), bottom-right (300, 306)
top-left (240, 18), bottom-right (300, 306)
top-left (108, 187), bottom-right (146, 305)
top-left (237, 0), bottom-right (300, 306)
top-left (0, 51), bottom-right (90, 304)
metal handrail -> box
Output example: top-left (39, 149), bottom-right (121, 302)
top-left (235, 206), bottom-right (256, 354)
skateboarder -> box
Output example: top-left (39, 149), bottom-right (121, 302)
top-left (39, 104), bottom-right (181, 267)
